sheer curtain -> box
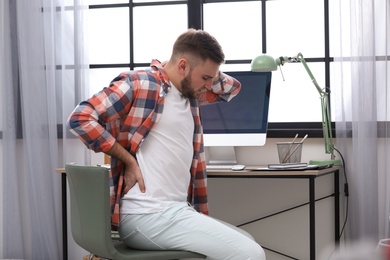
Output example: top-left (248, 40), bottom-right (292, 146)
top-left (332, 0), bottom-right (390, 243)
top-left (0, 0), bottom-right (89, 259)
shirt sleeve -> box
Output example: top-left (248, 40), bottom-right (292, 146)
top-left (198, 71), bottom-right (242, 105)
top-left (67, 72), bottom-right (135, 153)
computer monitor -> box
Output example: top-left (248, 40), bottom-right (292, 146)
top-left (200, 71), bottom-right (272, 164)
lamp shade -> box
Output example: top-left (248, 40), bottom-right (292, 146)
top-left (251, 54), bottom-right (278, 72)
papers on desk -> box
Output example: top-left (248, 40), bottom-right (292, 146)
top-left (268, 162), bottom-right (308, 169)
top-left (250, 163), bottom-right (334, 171)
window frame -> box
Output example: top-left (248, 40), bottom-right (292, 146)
top-left (87, 0), bottom-right (332, 138)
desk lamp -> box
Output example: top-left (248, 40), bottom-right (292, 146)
top-left (251, 53), bottom-right (341, 166)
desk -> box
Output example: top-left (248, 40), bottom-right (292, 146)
top-left (207, 166), bottom-right (341, 260)
top-left (57, 166), bottom-right (340, 260)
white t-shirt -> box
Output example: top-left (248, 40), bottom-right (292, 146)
top-left (120, 84), bottom-right (194, 214)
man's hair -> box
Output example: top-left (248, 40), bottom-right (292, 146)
top-left (171, 28), bottom-right (225, 65)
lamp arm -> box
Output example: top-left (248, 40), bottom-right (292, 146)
top-left (296, 53), bottom-right (325, 96)
top-left (276, 53), bottom-right (335, 158)
top-left (276, 53), bottom-right (326, 96)
top-left (321, 94), bottom-right (335, 158)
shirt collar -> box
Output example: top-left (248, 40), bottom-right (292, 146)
top-left (150, 59), bottom-right (171, 96)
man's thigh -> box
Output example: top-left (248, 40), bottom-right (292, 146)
top-left (119, 203), bottom-right (265, 260)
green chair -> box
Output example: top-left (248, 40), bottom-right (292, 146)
top-left (65, 164), bottom-right (206, 260)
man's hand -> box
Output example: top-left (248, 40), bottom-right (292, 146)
top-left (213, 71), bottom-right (221, 83)
top-left (106, 142), bottom-right (146, 194)
top-left (123, 162), bottom-right (145, 194)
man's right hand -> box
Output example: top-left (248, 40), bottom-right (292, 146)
top-left (123, 161), bottom-right (145, 194)
top-left (106, 142), bottom-right (146, 194)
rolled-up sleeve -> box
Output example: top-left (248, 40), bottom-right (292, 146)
top-left (67, 73), bottom-right (135, 153)
top-left (199, 71), bottom-right (242, 105)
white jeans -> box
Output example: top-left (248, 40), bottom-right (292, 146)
top-left (118, 202), bottom-right (266, 260)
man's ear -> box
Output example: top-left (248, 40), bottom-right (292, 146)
top-left (178, 58), bottom-right (189, 76)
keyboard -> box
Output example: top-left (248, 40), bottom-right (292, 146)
top-left (206, 164), bottom-right (246, 171)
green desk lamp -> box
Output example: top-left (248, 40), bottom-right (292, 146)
top-left (251, 53), bottom-right (341, 166)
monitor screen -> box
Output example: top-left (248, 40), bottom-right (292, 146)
top-left (200, 71), bottom-right (272, 165)
top-left (200, 71), bottom-right (272, 147)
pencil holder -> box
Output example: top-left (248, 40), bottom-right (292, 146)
top-left (277, 142), bottom-right (303, 163)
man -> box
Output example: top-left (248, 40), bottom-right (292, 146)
top-left (68, 29), bottom-right (266, 260)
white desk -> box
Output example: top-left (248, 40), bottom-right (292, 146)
top-left (207, 166), bottom-right (341, 260)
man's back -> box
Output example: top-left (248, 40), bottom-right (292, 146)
top-left (121, 84), bottom-right (194, 214)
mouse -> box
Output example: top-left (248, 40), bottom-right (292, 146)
top-left (231, 165), bottom-right (246, 171)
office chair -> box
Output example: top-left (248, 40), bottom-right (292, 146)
top-left (65, 164), bottom-right (206, 260)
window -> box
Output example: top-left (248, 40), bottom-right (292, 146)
top-left (86, 0), bottom-right (333, 137)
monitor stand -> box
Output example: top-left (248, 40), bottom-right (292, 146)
top-left (206, 146), bottom-right (237, 165)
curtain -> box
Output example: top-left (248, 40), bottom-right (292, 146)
top-left (0, 0), bottom-right (90, 259)
top-left (332, 0), bottom-right (390, 243)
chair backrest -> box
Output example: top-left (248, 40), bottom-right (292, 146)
top-left (66, 164), bottom-right (206, 260)
top-left (65, 164), bottom-right (116, 259)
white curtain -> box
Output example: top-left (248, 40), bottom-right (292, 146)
top-left (332, 0), bottom-right (390, 243)
top-left (0, 0), bottom-right (89, 259)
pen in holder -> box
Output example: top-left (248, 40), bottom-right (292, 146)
top-left (278, 134), bottom-right (308, 164)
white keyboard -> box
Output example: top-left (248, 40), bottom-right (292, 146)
top-left (206, 164), bottom-right (246, 171)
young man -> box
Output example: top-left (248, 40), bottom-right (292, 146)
top-left (68, 29), bottom-right (266, 260)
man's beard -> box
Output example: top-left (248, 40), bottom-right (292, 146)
top-left (180, 73), bottom-right (197, 99)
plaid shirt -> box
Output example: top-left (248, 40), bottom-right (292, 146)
top-left (67, 60), bottom-right (241, 229)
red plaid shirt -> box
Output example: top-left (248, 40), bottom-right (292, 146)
top-left (67, 60), bottom-right (241, 229)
